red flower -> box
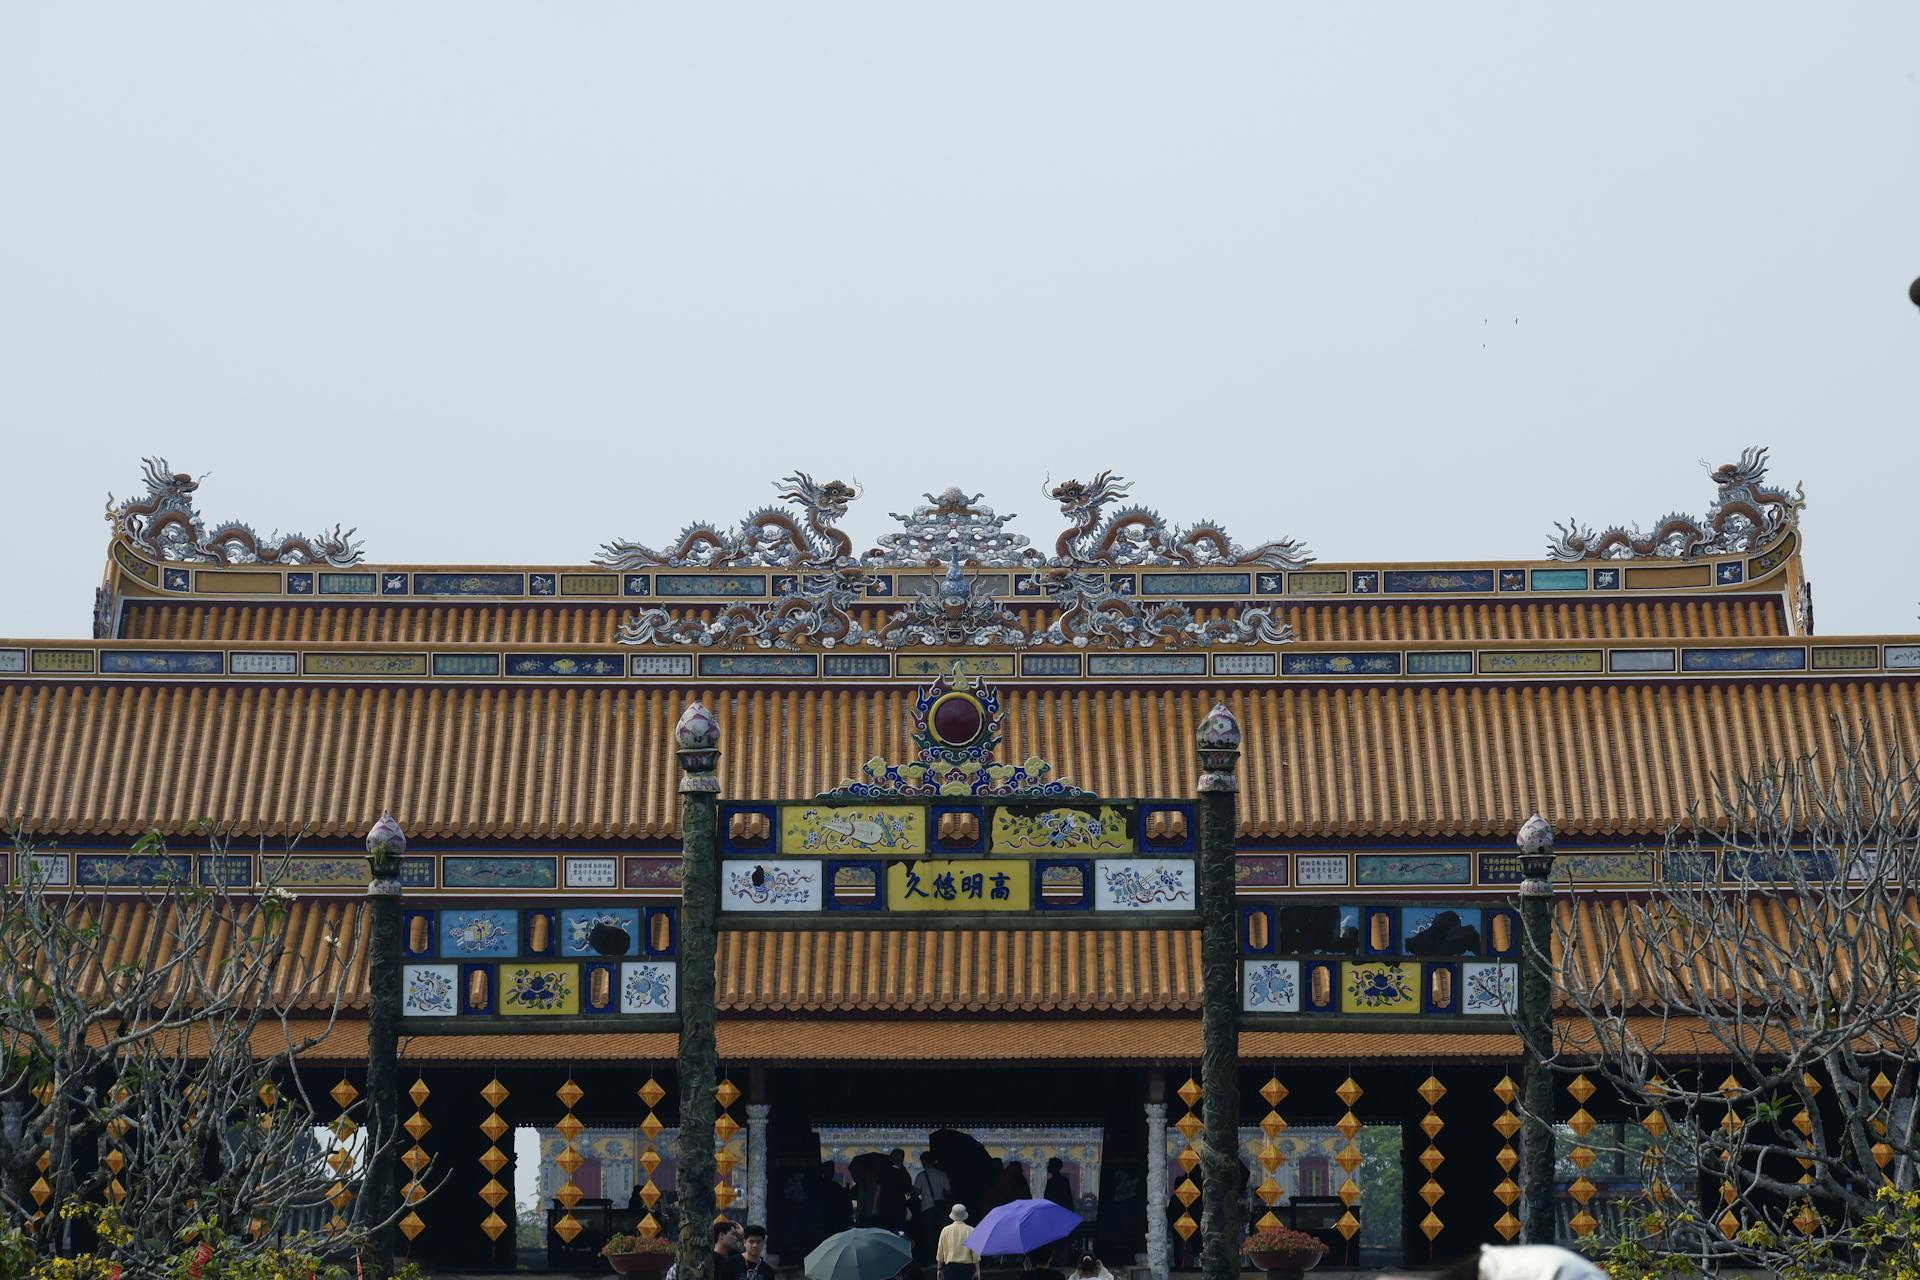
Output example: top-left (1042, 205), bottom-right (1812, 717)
top-left (189, 1242), bottom-right (215, 1278)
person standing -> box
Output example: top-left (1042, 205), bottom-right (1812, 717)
top-left (915, 1153), bottom-right (955, 1252)
top-left (1042, 1158), bottom-right (1073, 1210)
top-left (713, 1219), bottom-right (746, 1280)
top-left (936, 1205), bottom-right (980, 1280)
top-left (739, 1224), bottom-right (774, 1280)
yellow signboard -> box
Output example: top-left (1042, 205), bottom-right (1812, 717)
top-left (990, 804), bottom-right (1134, 855)
top-left (780, 805), bottom-right (927, 855)
top-left (1339, 961), bottom-right (1420, 1015)
top-left (885, 860), bottom-right (1030, 912)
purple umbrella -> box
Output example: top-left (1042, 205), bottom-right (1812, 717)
top-left (964, 1198), bottom-right (1083, 1257)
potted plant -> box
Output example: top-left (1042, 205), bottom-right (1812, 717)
top-left (1242, 1225), bottom-right (1328, 1277)
top-left (602, 1231), bottom-right (678, 1275)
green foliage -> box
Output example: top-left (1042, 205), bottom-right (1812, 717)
top-left (1588, 1210), bottom-right (1701, 1279)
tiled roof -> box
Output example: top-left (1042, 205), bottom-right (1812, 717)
top-left (5, 679), bottom-right (1918, 840)
top-left (121, 597), bottom-right (1788, 646)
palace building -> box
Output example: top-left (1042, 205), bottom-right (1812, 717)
top-left (2, 452), bottom-right (1908, 1273)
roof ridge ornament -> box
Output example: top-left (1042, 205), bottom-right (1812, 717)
top-left (819, 663), bottom-right (1090, 798)
top-left (109, 457), bottom-right (363, 566)
top-left (1547, 446), bottom-right (1805, 561)
top-left (597, 470), bottom-right (1312, 571)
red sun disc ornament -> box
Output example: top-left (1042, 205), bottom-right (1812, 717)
top-left (928, 691), bottom-right (986, 748)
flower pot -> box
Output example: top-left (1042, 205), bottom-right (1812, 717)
top-left (1248, 1247), bottom-right (1325, 1277)
top-left (607, 1251), bottom-right (676, 1275)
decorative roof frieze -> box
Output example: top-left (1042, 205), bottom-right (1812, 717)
top-left (110, 457), bottom-right (364, 567)
top-left (1548, 446), bottom-right (1804, 561)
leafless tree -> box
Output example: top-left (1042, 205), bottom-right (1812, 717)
top-left (0, 829), bottom-right (426, 1269)
top-left (1541, 728), bottom-right (1920, 1271)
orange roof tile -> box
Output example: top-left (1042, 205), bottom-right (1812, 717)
top-left (6, 679), bottom-right (1919, 840)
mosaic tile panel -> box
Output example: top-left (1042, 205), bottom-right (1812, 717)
top-left (1557, 852), bottom-right (1654, 882)
top-left (229, 652), bottom-right (297, 675)
top-left (31, 650), bottom-right (94, 673)
top-left (318, 572), bottom-right (377, 595)
top-left (563, 857), bottom-right (620, 889)
top-left (0, 650), bottom-right (24, 674)
top-left (439, 909), bottom-right (518, 957)
top-left (100, 651), bottom-right (223, 675)
top-left (1284, 572), bottom-right (1347, 595)
top-left (699, 654), bottom-right (819, 677)
top-left (1530, 568), bottom-right (1589, 591)
top-left (1406, 652), bottom-right (1473, 675)
top-left (500, 963), bottom-right (579, 1015)
top-left (506, 653), bottom-right (624, 677)
top-left (75, 854), bottom-right (191, 886)
top-left (442, 856), bottom-right (557, 889)
top-left (1811, 646), bottom-right (1877, 670)
top-left (655, 574), bottom-right (768, 597)
top-left (1282, 652), bottom-right (1401, 676)
top-left (780, 804), bottom-right (926, 855)
top-left (1461, 962), bottom-right (1518, 1015)
top-left (1232, 855), bottom-right (1289, 888)
top-left (433, 654), bottom-right (501, 676)
top-left (1295, 854), bottom-right (1349, 887)
top-left (619, 961), bottom-right (677, 1014)
top-left (561, 574), bottom-right (620, 596)
top-left (1340, 961), bottom-right (1420, 1013)
top-left (560, 906), bottom-right (643, 955)
top-left (1609, 649), bottom-right (1677, 673)
top-left (1213, 653), bottom-right (1276, 676)
top-left (1887, 645), bottom-right (1920, 670)
top-left (721, 860), bottom-right (823, 911)
top-left (623, 857), bottom-right (683, 890)
top-left (823, 654), bottom-right (891, 677)
top-left (1087, 654), bottom-right (1207, 676)
top-left (1020, 654), bottom-right (1083, 677)
top-left (198, 855), bottom-right (253, 886)
top-left (402, 965), bottom-right (458, 1017)
top-left (629, 654), bottom-right (694, 676)
top-left (1383, 570), bottom-right (1495, 593)
top-left (1241, 959), bottom-right (1300, 1012)
top-left (1138, 572), bottom-right (1250, 595)
top-left (896, 654), bottom-right (1014, 678)
top-left (1093, 859), bottom-right (1195, 910)
top-left (1680, 647), bottom-right (1806, 672)
top-left (302, 652), bottom-right (428, 676)
top-left (991, 804), bottom-right (1134, 855)
top-left (1355, 853), bottom-right (1472, 885)
top-left (1478, 650), bottom-right (1603, 675)
top-left (413, 573), bottom-right (526, 596)
top-left (886, 859), bottom-right (1029, 911)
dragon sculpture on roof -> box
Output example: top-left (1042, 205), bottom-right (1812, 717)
top-left (1045, 470), bottom-right (1314, 569)
top-left (1547, 446), bottom-right (1805, 561)
top-left (110, 457), bottom-right (363, 566)
top-left (597, 473), bottom-right (861, 569)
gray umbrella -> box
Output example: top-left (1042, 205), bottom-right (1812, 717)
top-left (804, 1228), bottom-right (914, 1280)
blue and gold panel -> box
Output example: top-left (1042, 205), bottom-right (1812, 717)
top-left (643, 906), bottom-right (679, 956)
top-left (863, 575), bottom-right (893, 597)
top-left (1282, 653), bottom-right (1402, 676)
top-left (1034, 859), bottom-right (1090, 910)
top-left (559, 906), bottom-right (642, 957)
top-left (402, 909), bottom-right (436, 959)
top-left (700, 654), bottom-right (818, 678)
top-left (620, 960), bottom-right (678, 1014)
top-left (1213, 654), bottom-right (1275, 676)
top-left (560, 573), bottom-right (620, 597)
top-left (402, 965), bottom-right (458, 1018)
top-left (443, 856), bottom-right (557, 889)
top-left (630, 654), bottom-right (694, 677)
top-left (1341, 960), bottom-right (1420, 1014)
top-left (1094, 859), bottom-right (1194, 910)
top-left (1483, 908), bottom-right (1520, 957)
top-left (1663, 850), bottom-right (1717, 881)
top-left (1422, 962), bottom-right (1461, 1015)
top-left (1478, 853), bottom-right (1521, 884)
top-left (382, 573), bottom-right (410, 595)
top-left (1715, 562), bottom-right (1745, 585)
top-left (825, 861), bottom-right (883, 911)
top-left (523, 908), bottom-right (558, 956)
top-left (1350, 571), bottom-right (1379, 593)
top-left (113, 542), bottom-right (160, 584)
top-left (1241, 959), bottom-right (1299, 1013)
top-left (582, 961), bottom-right (619, 1014)
top-left (529, 573), bottom-right (557, 596)
top-left (1461, 962), bottom-right (1518, 1015)
top-left (505, 653), bottom-right (624, 678)
top-left (1478, 650), bottom-right (1603, 675)
top-left (1749, 536), bottom-right (1795, 575)
top-left (31, 650), bottom-right (94, 674)
top-left (1384, 570), bottom-right (1495, 594)
top-left (440, 909), bottom-right (517, 958)
top-left (623, 574), bottom-right (652, 596)
top-left (1681, 646), bottom-right (1806, 672)
top-left (460, 964), bottom-right (495, 1016)
top-left (1558, 851), bottom-right (1654, 883)
top-left (197, 854), bottom-right (252, 887)
top-left (1239, 905), bottom-right (1275, 955)
top-left (1282, 572), bottom-right (1345, 596)
top-left (656, 574), bottom-right (767, 597)
top-left (1355, 852), bottom-right (1472, 886)
top-left (1138, 572), bottom-right (1249, 595)
top-left (414, 573), bottom-right (526, 596)
top-left (102, 651), bottom-right (223, 675)
top-left (723, 860), bottom-right (824, 911)
top-left (1593, 566), bottom-right (1622, 590)
top-left (1402, 906), bottom-right (1481, 957)
top-left (163, 567), bottom-right (191, 592)
top-left (1020, 654), bottom-right (1083, 677)
top-left (624, 857), bottom-right (683, 891)
top-left (990, 804), bottom-right (1128, 855)
top-left (76, 853), bottom-right (190, 886)
top-left (1498, 569), bottom-right (1526, 592)
top-left (286, 572), bottom-right (313, 594)
top-left (1302, 960), bottom-right (1338, 1014)
top-left (780, 804), bottom-right (926, 855)
top-left (1359, 906), bottom-right (1398, 955)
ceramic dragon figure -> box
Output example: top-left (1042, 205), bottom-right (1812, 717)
top-left (1547, 446), bottom-right (1805, 560)
top-left (615, 572), bottom-right (870, 648)
top-left (1046, 470), bottom-right (1314, 569)
top-left (1035, 572), bottom-right (1295, 649)
top-left (109, 457), bottom-right (363, 566)
top-left (597, 472), bottom-right (861, 569)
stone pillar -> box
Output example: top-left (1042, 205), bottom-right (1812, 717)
top-left (1516, 814), bottom-right (1558, 1246)
top-left (1194, 705), bottom-right (1243, 1280)
top-left (746, 1103), bottom-right (771, 1228)
top-left (676, 703), bottom-right (723, 1280)
top-left (1143, 1102), bottom-right (1169, 1280)
top-left (362, 812), bottom-right (407, 1279)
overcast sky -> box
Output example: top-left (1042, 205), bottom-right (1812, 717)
top-left (3, 5), bottom-right (1916, 639)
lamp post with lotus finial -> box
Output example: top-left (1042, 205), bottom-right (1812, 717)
top-left (675, 703), bottom-right (722, 1280)
top-left (1515, 813), bottom-right (1558, 1245)
top-left (1195, 703), bottom-right (1244, 1280)
top-left (363, 810), bottom-right (407, 1279)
